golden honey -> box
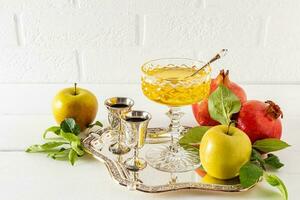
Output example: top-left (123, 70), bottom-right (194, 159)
top-left (141, 65), bottom-right (211, 106)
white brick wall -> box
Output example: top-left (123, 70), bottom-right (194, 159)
top-left (0, 47), bottom-right (78, 82)
top-left (0, 0), bottom-right (299, 84)
top-left (0, 11), bottom-right (18, 46)
top-left (23, 10), bottom-right (136, 48)
top-left (0, 0), bottom-right (300, 115)
top-left (143, 12), bottom-right (260, 48)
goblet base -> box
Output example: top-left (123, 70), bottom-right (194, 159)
top-left (145, 143), bottom-right (200, 173)
top-left (109, 142), bottom-right (130, 155)
top-left (124, 157), bottom-right (147, 172)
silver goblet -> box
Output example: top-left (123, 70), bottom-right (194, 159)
top-left (105, 97), bottom-right (134, 155)
top-left (121, 110), bottom-right (151, 171)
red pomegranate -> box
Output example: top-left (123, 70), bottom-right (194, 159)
top-left (210, 69), bottom-right (247, 102)
top-left (192, 99), bottom-right (219, 126)
top-left (192, 70), bottom-right (247, 126)
top-left (237, 100), bottom-right (283, 143)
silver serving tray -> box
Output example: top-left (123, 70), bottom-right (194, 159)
top-left (83, 127), bottom-right (258, 193)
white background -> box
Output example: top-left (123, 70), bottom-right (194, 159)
top-left (0, 0), bottom-right (300, 84)
top-left (0, 0), bottom-right (300, 200)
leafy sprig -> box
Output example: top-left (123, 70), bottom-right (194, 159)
top-left (26, 118), bottom-right (103, 165)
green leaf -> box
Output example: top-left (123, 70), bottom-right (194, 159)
top-left (264, 154), bottom-right (284, 169)
top-left (253, 138), bottom-right (290, 153)
top-left (48, 148), bottom-right (70, 160)
top-left (88, 121), bottom-right (103, 128)
top-left (239, 162), bottom-right (263, 188)
top-left (264, 173), bottom-right (288, 200)
top-left (60, 130), bottom-right (80, 143)
top-left (71, 141), bottom-right (84, 156)
top-left (208, 85), bottom-right (241, 125)
top-left (68, 149), bottom-right (78, 165)
top-left (26, 145), bottom-right (55, 153)
top-left (26, 141), bottom-right (67, 153)
top-left (73, 124), bottom-right (81, 135)
top-left (41, 141), bottom-right (67, 149)
top-left (251, 149), bottom-right (266, 170)
top-left (179, 126), bottom-right (210, 147)
top-left (43, 126), bottom-right (60, 139)
top-left (60, 118), bottom-right (80, 135)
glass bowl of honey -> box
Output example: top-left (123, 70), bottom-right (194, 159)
top-left (141, 58), bottom-right (211, 173)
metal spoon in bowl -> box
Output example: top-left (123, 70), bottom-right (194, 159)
top-left (187, 49), bottom-right (228, 78)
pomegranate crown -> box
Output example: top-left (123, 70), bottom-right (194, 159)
top-left (216, 69), bottom-right (230, 85)
top-left (265, 100), bottom-right (283, 119)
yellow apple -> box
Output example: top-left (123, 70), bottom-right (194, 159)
top-left (52, 84), bottom-right (98, 131)
top-left (200, 125), bottom-right (251, 180)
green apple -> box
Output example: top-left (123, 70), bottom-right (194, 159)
top-left (200, 125), bottom-right (251, 180)
top-left (52, 84), bottom-right (98, 131)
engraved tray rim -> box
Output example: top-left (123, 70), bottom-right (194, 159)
top-left (82, 128), bottom-right (259, 194)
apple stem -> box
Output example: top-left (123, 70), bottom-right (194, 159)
top-left (226, 121), bottom-right (235, 135)
top-left (74, 83), bottom-right (77, 95)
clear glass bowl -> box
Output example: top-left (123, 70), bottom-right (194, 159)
top-left (141, 58), bottom-right (211, 173)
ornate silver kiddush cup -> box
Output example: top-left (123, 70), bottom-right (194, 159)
top-left (105, 97), bottom-right (134, 155)
top-left (121, 110), bottom-right (151, 171)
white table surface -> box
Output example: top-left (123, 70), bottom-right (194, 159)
top-left (1, 84), bottom-right (299, 200)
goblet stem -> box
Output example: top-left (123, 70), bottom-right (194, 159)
top-left (117, 113), bottom-right (122, 143)
top-left (166, 107), bottom-right (185, 152)
top-left (134, 146), bottom-right (138, 162)
top-left (127, 172), bottom-right (137, 191)
top-left (109, 112), bottom-right (130, 155)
